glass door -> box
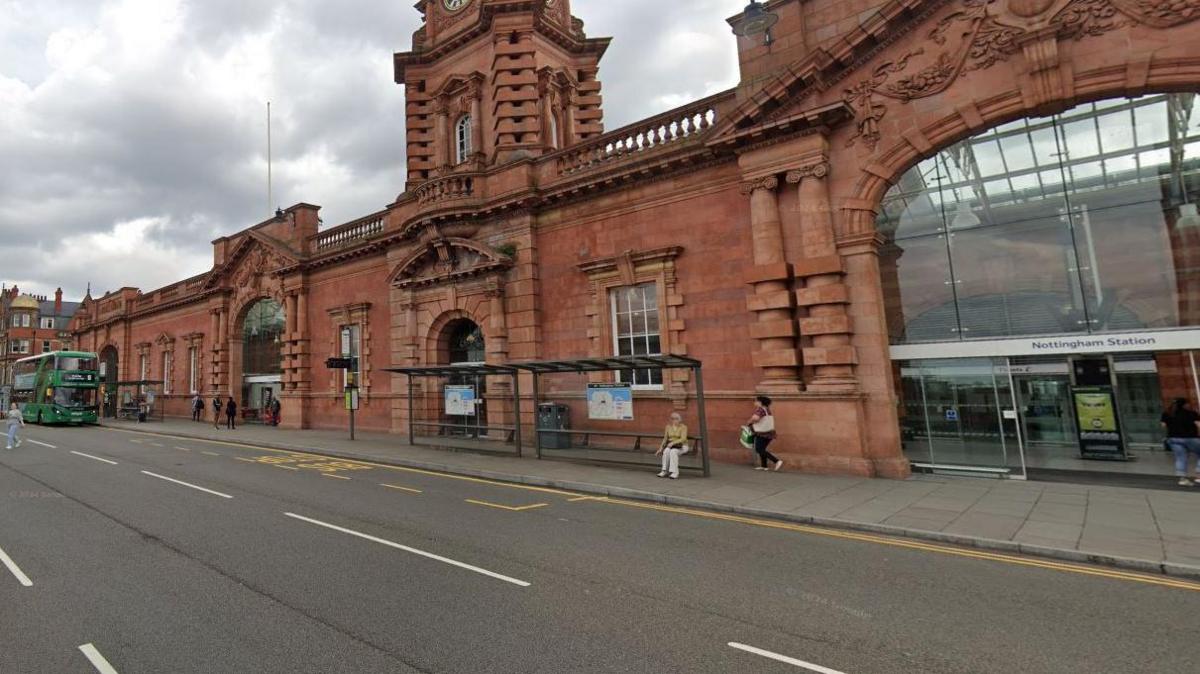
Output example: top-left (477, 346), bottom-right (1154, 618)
top-left (900, 358), bottom-right (1024, 476)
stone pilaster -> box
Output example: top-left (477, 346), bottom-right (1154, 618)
top-left (740, 175), bottom-right (802, 392)
top-left (787, 162), bottom-right (857, 393)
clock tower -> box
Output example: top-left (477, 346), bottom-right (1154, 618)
top-left (395, 0), bottom-right (609, 188)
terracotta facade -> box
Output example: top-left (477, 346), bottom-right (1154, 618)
top-left (70, 0), bottom-right (1200, 477)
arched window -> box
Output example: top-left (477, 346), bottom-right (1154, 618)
top-left (242, 299), bottom-right (285, 376)
top-left (455, 115), bottom-right (473, 164)
top-left (448, 320), bottom-right (485, 364)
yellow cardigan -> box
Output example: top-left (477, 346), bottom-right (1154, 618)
top-left (662, 423), bottom-right (688, 446)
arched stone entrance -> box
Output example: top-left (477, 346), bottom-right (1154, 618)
top-left (99, 345), bottom-right (119, 418)
top-left (235, 298), bottom-right (286, 421)
top-left (438, 317), bottom-right (486, 437)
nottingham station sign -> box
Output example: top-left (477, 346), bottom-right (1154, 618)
top-left (889, 329), bottom-right (1200, 361)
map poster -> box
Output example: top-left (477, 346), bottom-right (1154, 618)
top-left (587, 383), bottom-right (633, 421)
top-left (444, 385), bottom-right (476, 416)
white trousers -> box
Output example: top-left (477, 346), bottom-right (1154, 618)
top-left (659, 445), bottom-right (690, 477)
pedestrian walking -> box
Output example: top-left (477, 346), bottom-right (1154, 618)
top-left (212, 396), bottom-right (223, 429)
top-left (747, 395), bottom-right (783, 471)
top-left (225, 396), bottom-right (238, 430)
top-left (1161, 398), bottom-right (1200, 487)
top-left (656, 412), bottom-right (690, 479)
top-left (191, 394), bottom-right (204, 422)
top-left (6, 402), bottom-right (25, 449)
top-left (271, 397), bottom-right (282, 427)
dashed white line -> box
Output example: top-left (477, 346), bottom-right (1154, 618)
top-left (284, 512), bottom-right (530, 587)
top-left (26, 439), bottom-right (56, 449)
top-left (200, 451), bottom-right (221, 457)
top-left (70, 451), bottom-right (118, 466)
top-left (140, 471), bottom-right (233, 499)
top-left (79, 643), bottom-right (120, 674)
top-left (174, 447), bottom-right (192, 452)
top-left (0, 543), bottom-right (33, 587)
top-left (728, 643), bottom-right (847, 673)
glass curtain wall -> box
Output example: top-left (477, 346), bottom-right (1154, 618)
top-left (242, 299), bottom-right (285, 376)
top-left (879, 93), bottom-right (1200, 345)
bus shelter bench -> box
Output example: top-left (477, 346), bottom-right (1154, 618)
top-left (540, 428), bottom-right (703, 455)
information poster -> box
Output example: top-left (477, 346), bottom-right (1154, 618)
top-left (444, 385), bottom-right (476, 416)
top-left (1071, 386), bottom-right (1126, 460)
top-left (587, 383), bottom-right (633, 421)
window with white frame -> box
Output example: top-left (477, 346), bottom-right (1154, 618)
top-left (455, 115), bottom-right (472, 163)
top-left (188, 347), bottom-right (198, 394)
top-left (162, 351), bottom-right (172, 395)
top-left (341, 324), bottom-right (361, 388)
top-left (9, 340), bottom-right (30, 354)
top-left (609, 283), bottom-right (663, 387)
top-left (40, 317), bottom-right (55, 329)
top-left (41, 340), bottom-right (50, 354)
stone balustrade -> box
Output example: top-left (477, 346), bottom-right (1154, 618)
top-left (555, 93), bottom-right (727, 176)
top-left (312, 212), bottom-right (386, 252)
top-left (415, 173), bottom-right (478, 206)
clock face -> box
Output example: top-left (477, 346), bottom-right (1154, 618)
top-left (443, 0), bottom-right (469, 11)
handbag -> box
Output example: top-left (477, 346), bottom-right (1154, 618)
top-left (739, 426), bottom-right (755, 449)
top-left (751, 413), bottom-right (775, 435)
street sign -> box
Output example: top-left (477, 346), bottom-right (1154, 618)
top-left (345, 387), bottom-right (360, 411)
top-left (326, 357), bottom-right (358, 369)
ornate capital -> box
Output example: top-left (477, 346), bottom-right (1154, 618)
top-left (739, 175), bottom-right (780, 196)
top-left (786, 162), bottom-right (830, 184)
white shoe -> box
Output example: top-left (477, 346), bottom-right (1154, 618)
top-left (657, 471), bottom-right (668, 478)
top-left (15, 441), bottom-right (21, 448)
top-left (4, 446), bottom-right (11, 450)
top-left (754, 466), bottom-right (766, 471)
top-left (773, 460), bottom-right (784, 472)
top-left (1179, 478), bottom-right (1194, 487)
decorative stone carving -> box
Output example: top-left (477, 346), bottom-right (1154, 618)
top-left (785, 162), bottom-right (830, 183)
top-left (843, 0), bottom-right (1200, 150)
top-left (738, 175), bottom-right (780, 195)
top-left (389, 237), bottom-right (512, 289)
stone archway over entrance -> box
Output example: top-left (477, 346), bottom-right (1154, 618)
top-left (236, 298), bottom-right (286, 421)
top-left (436, 317), bottom-right (487, 436)
top-left (99, 345), bottom-right (119, 418)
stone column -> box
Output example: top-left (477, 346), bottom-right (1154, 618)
top-left (740, 176), bottom-right (802, 392)
top-left (787, 163), bottom-right (857, 392)
top-left (433, 97), bottom-right (450, 170)
top-left (286, 294), bottom-right (298, 336)
top-left (469, 95), bottom-right (483, 158)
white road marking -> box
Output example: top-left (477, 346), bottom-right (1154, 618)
top-left (140, 471), bottom-right (233, 499)
top-left (284, 512), bottom-right (530, 587)
top-left (381, 483), bottom-right (423, 494)
top-left (321, 474), bottom-right (351, 480)
top-left (70, 451), bottom-right (118, 466)
top-left (0, 543), bottom-right (33, 587)
top-left (26, 439), bottom-right (56, 449)
top-left (174, 447), bottom-right (192, 452)
top-left (200, 451), bottom-right (221, 457)
top-left (728, 643), bottom-right (848, 673)
top-left (79, 643), bottom-right (120, 674)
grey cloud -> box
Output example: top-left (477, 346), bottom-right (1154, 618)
top-left (0, 1), bottom-right (748, 300)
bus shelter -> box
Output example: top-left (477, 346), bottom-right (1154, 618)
top-left (106, 380), bottom-right (165, 422)
top-left (512, 355), bottom-right (711, 477)
top-left (386, 364), bottom-right (522, 456)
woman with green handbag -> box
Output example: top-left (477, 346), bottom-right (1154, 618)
top-left (747, 395), bottom-right (783, 471)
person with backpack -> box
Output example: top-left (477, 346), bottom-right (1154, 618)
top-left (212, 396), bottom-right (223, 429)
top-left (6, 402), bottom-right (25, 450)
top-left (747, 395), bottom-right (783, 471)
top-left (1161, 398), bottom-right (1200, 487)
top-left (225, 396), bottom-right (238, 430)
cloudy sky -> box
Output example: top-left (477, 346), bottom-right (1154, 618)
top-left (0, 0), bottom-right (747, 301)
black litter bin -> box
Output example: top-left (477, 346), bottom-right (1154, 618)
top-left (537, 403), bottom-right (571, 449)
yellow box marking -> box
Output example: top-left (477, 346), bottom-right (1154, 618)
top-left (465, 499), bottom-right (549, 512)
top-left (381, 483), bottom-right (423, 494)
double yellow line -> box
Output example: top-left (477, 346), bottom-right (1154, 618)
top-left (103, 426), bottom-right (1200, 592)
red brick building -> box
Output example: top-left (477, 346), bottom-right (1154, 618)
top-left (71, 0), bottom-right (1200, 480)
top-left (2, 287), bottom-right (80, 388)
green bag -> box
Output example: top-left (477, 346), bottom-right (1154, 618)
top-left (739, 426), bottom-right (755, 450)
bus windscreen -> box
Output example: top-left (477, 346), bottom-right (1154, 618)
top-left (54, 387), bottom-right (96, 408)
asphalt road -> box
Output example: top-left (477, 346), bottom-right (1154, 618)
top-left (1, 425), bottom-right (1197, 674)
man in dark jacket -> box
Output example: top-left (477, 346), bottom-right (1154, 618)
top-left (225, 397), bottom-right (238, 430)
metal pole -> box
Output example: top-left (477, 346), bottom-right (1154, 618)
top-left (512, 370), bottom-right (522, 457)
top-left (267, 101), bottom-right (273, 215)
top-left (407, 375), bottom-right (415, 446)
top-left (531, 371), bottom-right (542, 460)
top-left (694, 364), bottom-right (711, 477)
top-left (347, 384), bottom-right (356, 441)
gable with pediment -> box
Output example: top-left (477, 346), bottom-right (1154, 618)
top-left (388, 237), bottom-right (512, 289)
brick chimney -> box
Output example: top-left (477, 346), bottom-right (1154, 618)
top-left (54, 288), bottom-right (63, 314)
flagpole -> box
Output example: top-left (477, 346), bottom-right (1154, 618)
top-left (267, 101), bottom-right (273, 216)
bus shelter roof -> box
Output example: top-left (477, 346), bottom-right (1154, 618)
top-left (509, 355), bottom-right (701, 374)
top-left (109, 380), bottom-right (166, 386)
top-left (384, 364), bottom-right (517, 377)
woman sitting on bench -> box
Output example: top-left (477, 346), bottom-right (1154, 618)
top-left (656, 412), bottom-right (689, 480)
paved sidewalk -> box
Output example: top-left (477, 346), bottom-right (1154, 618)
top-left (101, 418), bottom-right (1200, 578)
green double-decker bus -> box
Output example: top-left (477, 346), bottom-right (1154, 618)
top-left (11, 351), bottom-right (100, 425)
